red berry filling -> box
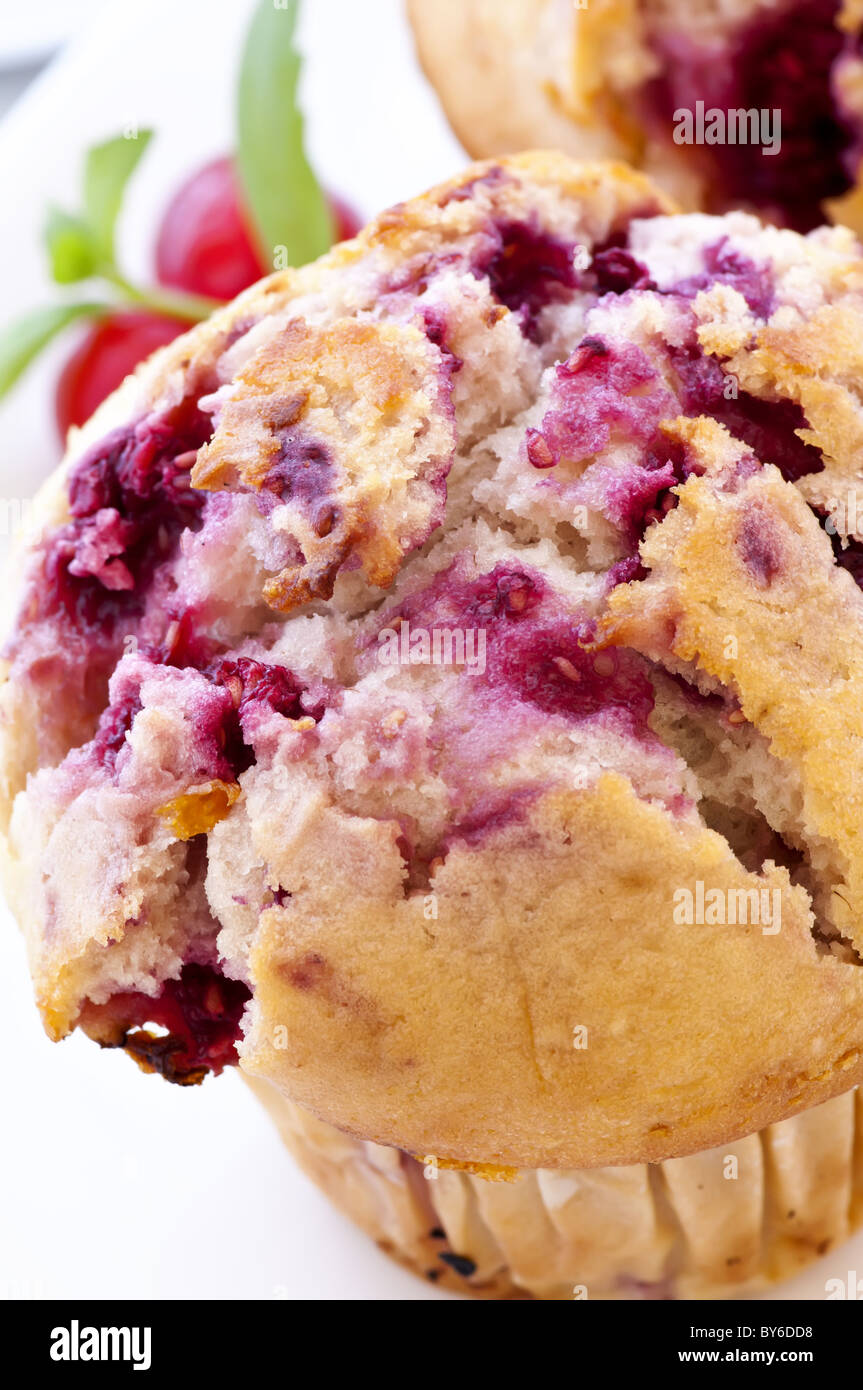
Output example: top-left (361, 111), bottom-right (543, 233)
top-left (39, 396), bottom-right (212, 637)
top-left (81, 963), bottom-right (251, 1084)
top-left (525, 334), bottom-right (695, 540)
top-left (670, 238), bottom-right (776, 318)
top-left (473, 220), bottom-right (580, 341)
top-left (261, 431), bottom-right (335, 520)
top-left (522, 253), bottom-right (822, 543)
top-left (591, 240), bottom-right (656, 295)
top-left (534, 337), bottom-right (677, 466)
top-left (492, 613), bottom-right (654, 726)
top-left (668, 344), bottom-right (824, 484)
top-left (386, 561), bottom-right (656, 733)
top-left (209, 655), bottom-right (323, 775)
top-left (92, 650), bottom-right (324, 780)
top-left (643, 0), bottom-right (858, 229)
top-left (91, 690), bottom-right (143, 773)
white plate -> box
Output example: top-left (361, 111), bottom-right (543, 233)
top-left (0, 0), bottom-right (857, 1304)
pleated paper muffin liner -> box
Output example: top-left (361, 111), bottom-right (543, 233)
top-left (247, 1079), bottom-right (863, 1300)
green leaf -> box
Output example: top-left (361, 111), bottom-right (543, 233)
top-left (84, 129), bottom-right (154, 263)
top-left (237, 0), bottom-right (333, 271)
top-left (0, 302), bottom-right (105, 400)
top-left (44, 206), bottom-right (99, 284)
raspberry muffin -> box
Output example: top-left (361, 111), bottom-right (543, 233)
top-left (409, 0), bottom-right (863, 234)
top-left (4, 153), bottom-right (863, 1299)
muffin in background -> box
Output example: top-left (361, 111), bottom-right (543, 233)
top-left (408, 0), bottom-right (863, 234)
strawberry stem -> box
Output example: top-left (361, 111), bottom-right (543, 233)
top-left (103, 271), bottom-right (222, 324)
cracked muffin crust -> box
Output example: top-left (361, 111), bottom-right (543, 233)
top-left (4, 153), bottom-right (863, 1295)
top-left (409, 0), bottom-right (863, 235)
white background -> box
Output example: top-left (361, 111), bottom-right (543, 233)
top-left (0, 0), bottom-right (857, 1300)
